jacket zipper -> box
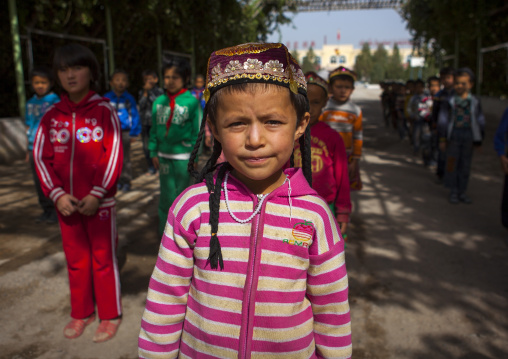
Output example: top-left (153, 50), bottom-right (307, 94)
top-left (241, 212), bottom-right (260, 359)
top-left (70, 112), bottom-right (76, 196)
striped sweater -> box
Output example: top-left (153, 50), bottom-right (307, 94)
top-left (139, 168), bottom-right (352, 358)
top-left (319, 98), bottom-right (363, 159)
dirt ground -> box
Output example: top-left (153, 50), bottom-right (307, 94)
top-left (0, 88), bottom-right (507, 359)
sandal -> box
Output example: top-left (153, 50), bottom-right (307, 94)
top-left (63, 313), bottom-right (96, 339)
top-left (93, 318), bottom-right (121, 343)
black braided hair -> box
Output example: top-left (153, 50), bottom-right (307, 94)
top-left (298, 124), bottom-right (312, 186)
top-left (207, 162), bottom-right (231, 270)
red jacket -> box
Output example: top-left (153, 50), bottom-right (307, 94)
top-left (34, 91), bottom-right (123, 207)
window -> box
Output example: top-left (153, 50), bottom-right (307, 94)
top-left (339, 55), bottom-right (346, 64)
top-left (330, 56), bottom-right (337, 64)
top-left (315, 56), bottom-right (321, 65)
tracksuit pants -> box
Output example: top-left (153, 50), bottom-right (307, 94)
top-left (158, 157), bottom-right (190, 235)
top-left (57, 205), bottom-right (122, 320)
top-left (444, 127), bottom-right (474, 195)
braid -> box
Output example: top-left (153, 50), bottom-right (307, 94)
top-left (299, 125), bottom-right (312, 186)
top-left (207, 162), bottom-right (231, 270)
top-left (188, 107), bottom-right (209, 180)
top-left (290, 152), bottom-right (295, 167)
top-left (198, 140), bottom-right (223, 188)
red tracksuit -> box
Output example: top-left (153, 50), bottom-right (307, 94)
top-left (34, 91), bottom-right (123, 320)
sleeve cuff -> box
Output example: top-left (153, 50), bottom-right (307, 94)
top-left (90, 186), bottom-right (107, 199)
top-left (49, 187), bottom-right (66, 204)
top-left (336, 214), bottom-right (350, 223)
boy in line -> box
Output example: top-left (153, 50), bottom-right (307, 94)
top-left (494, 107), bottom-right (508, 229)
top-left (105, 69), bottom-right (141, 191)
top-left (432, 67), bottom-right (455, 182)
top-left (438, 68), bottom-right (485, 204)
top-left (25, 66), bottom-right (60, 223)
top-left (138, 70), bottom-right (164, 175)
top-left (320, 66), bottom-right (363, 190)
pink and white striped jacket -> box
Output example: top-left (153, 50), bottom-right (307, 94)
top-left (139, 168), bottom-right (352, 358)
top-left (33, 91), bottom-right (122, 207)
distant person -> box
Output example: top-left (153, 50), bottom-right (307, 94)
top-left (190, 73), bottom-right (206, 109)
top-left (395, 82), bottom-right (408, 139)
top-left (104, 69), bottom-right (141, 192)
top-left (438, 67), bottom-right (485, 204)
top-left (138, 69), bottom-right (164, 175)
top-left (409, 79), bottom-right (427, 155)
top-left (320, 66), bottom-right (363, 190)
top-left (149, 60), bottom-right (201, 235)
top-left (420, 76), bottom-right (441, 166)
top-left (432, 67), bottom-right (455, 182)
top-left (494, 107), bottom-right (508, 228)
top-left (295, 72), bottom-right (351, 236)
top-left (25, 66), bottom-right (60, 224)
top-left (34, 43), bottom-right (123, 342)
top-left (404, 79), bottom-right (416, 143)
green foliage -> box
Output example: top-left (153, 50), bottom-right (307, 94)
top-left (354, 43), bottom-right (373, 81)
top-left (354, 43), bottom-right (406, 83)
top-left (301, 47), bottom-right (320, 73)
top-left (1, 0), bottom-right (293, 116)
top-left (402, 0), bottom-right (508, 95)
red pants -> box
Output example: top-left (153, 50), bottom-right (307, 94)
top-left (57, 205), bottom-right (122, 320)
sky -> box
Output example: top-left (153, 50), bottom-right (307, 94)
top-left (267, 9), bottom-right (412, 50)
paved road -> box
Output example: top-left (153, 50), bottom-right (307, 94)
top-left (0, 88), bottom-right (507, 358)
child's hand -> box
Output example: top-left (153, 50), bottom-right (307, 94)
top-left (439, 142), bottom-right (447, 152)
top-left (77, 195), bottom-right (100, 216)
top-left (152, 156), bottom-right (159, 170)
top-left (338, 221), bottom-right (348, 235)
top-left (348, 159), bottom-right (358, 180)
top-left (500, 155), bottom-right (508, 175)
top-left (56, 194), bottom-right (79, 216)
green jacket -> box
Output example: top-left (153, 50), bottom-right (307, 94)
top-left (149, 91), bottom-right (202, 158)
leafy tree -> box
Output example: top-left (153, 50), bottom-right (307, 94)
top-left (1, 0), bottom-right (294, 116)
top-left (386, 44), bottom-right (405, 80)
top-left (370, 44), bottom-right (389, 83)
top-left (301, 47), bottom-right (320, 73)
top-left (290, 49), bottom-right (299, 64)
top-left (354, 43), bottom-right (373, 82)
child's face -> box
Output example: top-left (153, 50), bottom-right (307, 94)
top-left (57, 65), bottom-right (92, 102)
top-left (307, 84), bottom-right (327, 126)
top-left (330, 78), bottom-right (354, 103)
top-left (406, 83), bottom-right (415, 93)
top-left (454, 75), bottom-right (472, 97)
top-left (110, 73), bottom-right (128, 94)
top-left (32, 75), bottom-right (51, 97)
top-left (195, 77), bottom-right (205, 89)
top-left (415, 83), bottom-right (424, 94)
top-left (441, 74), bottom-right (454, 89)
top-left (143, 74), bottom-right (158, 89)
top-left (164, 67), bottom-right (185, 94)
top-left (429, 80), bottom-right (440, 96)
top-left (209, 85), bottom-right (309, 194)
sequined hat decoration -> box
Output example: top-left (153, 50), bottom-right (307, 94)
top-left (305, 71), bottom-right (328, 95)
top-left (203, 42), bottom-right (307, 103)
top-left (329, 66), bottom-right (357, 82)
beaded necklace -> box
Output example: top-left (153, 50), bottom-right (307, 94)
top-left (224, 171), bottom-right (288, 224)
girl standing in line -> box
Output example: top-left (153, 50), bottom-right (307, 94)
top-left (34, 43), bottom-right (123, 342)
top-left (139, 43), bottom-right (352, 358)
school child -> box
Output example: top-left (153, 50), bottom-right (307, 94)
top-left (494, 107), bottom-right (508, 228)
top-left (138, 69), bottom-right (164, 175)
top-left (395, 82), bottom-right (408, 139)
top-left (25, 66), bottom-right (60, 223)
top-left (294, 71), bottom-right (351, 235)
top-left (320, 65), bottom-right (363, 190)
top-left (419, 76), bottom-right (441, 165)
top-left (148, 60), bottom-right (201, 236)
top-left (104, 69), bottom-right (141, 191)
top-left (139, 42), bottom-right (352, 358)
top-left (438, 67), bottom-right (485, 204)
top-left (432, 67), bottom-right (455, 182)
top-left (190, 73), bottom-right (206, 109)
top-left (409, 79), bottom-right (427, 155)
top-left (34, 43), bottom-right (123, 342)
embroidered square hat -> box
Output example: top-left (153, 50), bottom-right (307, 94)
top-left (203, 42), bottom-right (307, 103)
top-left (329, 66), bottom-right (357, 82)
top-left (305, 71), bottom-right (328, 95)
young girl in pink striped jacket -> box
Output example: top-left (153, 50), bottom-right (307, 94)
top-left (138, 42), bottom-right (352, 359)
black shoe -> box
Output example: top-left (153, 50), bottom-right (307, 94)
top-left (45, 210), bottom-right (58, 224)
top-left (459, 193), bottom-right (472, 204)
top-left (449, 193), bottom-right (459, 204)
top-left (35, 212), bottom-right (48, 223)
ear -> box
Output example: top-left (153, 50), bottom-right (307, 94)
top-left (207, 116), bottom-right (220, 141)
top-left (295, 112), bottom-right (310, 141)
